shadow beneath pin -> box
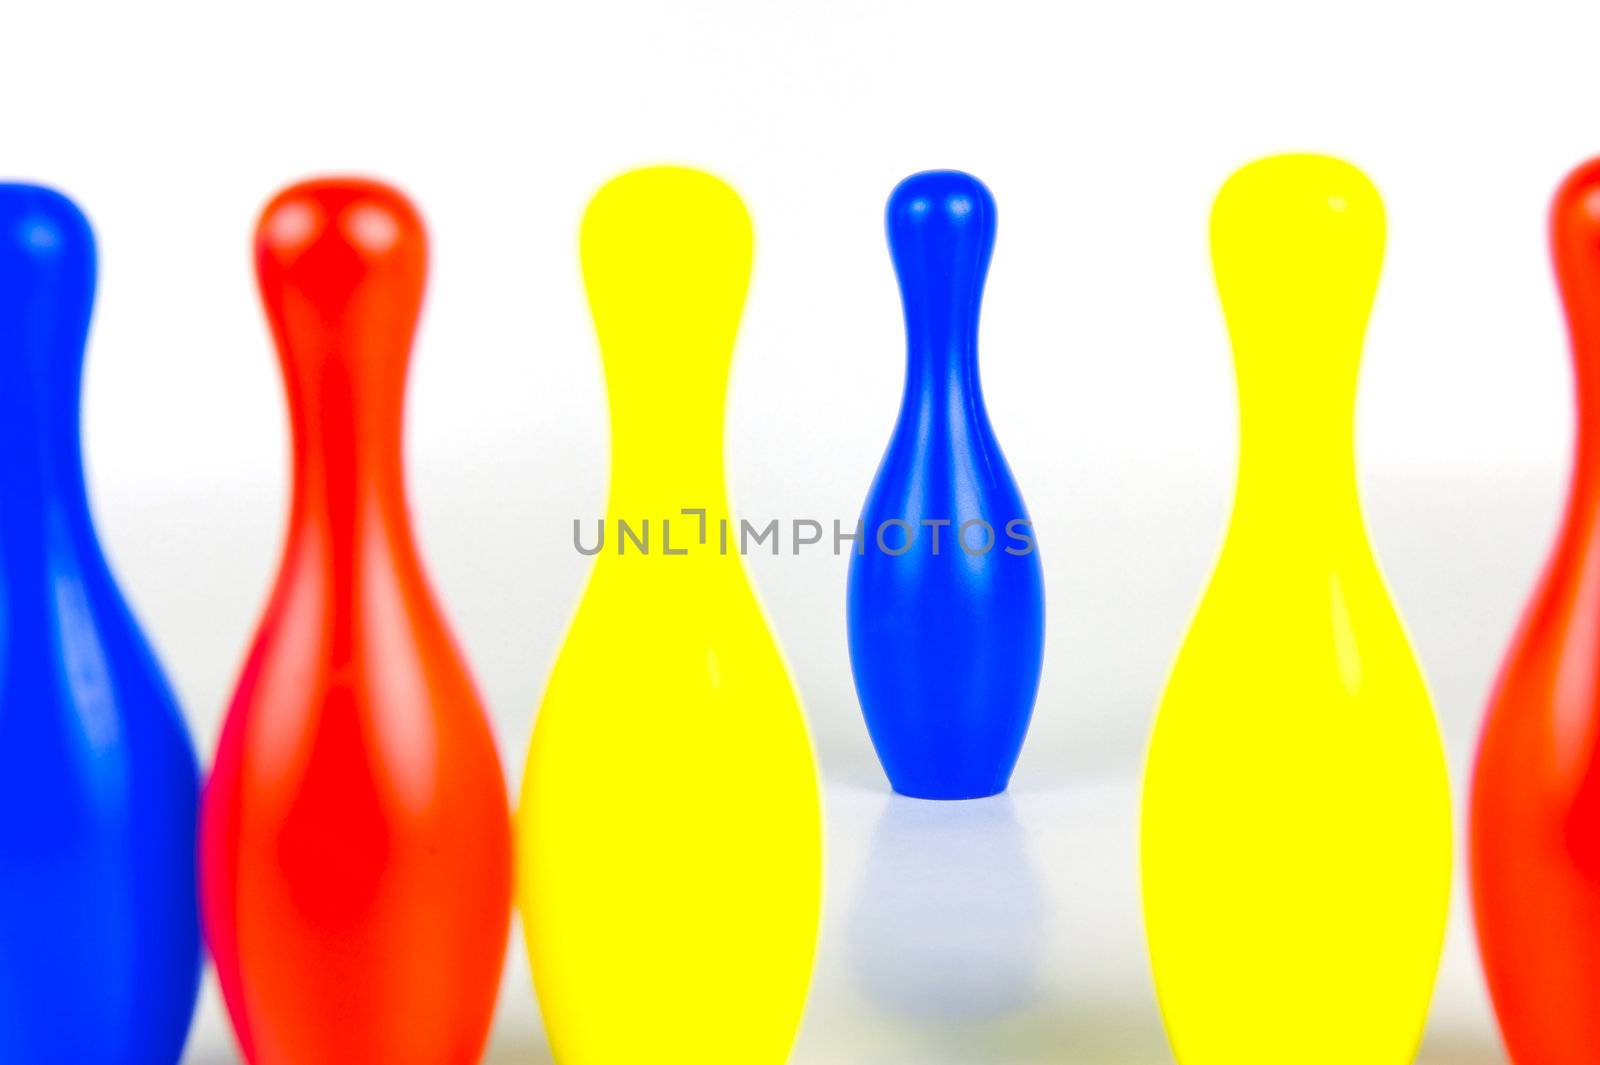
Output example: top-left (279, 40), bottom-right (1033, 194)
top-left (482, 1040), bottom-right (555, 1064)
top-left (848, 793), bottom-right (1047, 1024)
top-left (1415, 1032), bottom-right (1510, 1065)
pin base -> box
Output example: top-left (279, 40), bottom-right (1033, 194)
top-left (887, 779), bottom-right (1011, 802)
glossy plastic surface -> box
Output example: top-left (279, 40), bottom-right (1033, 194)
top-left (517, 166), bottom-right (822, 1064)
top-left (199, 179), bottom-right (512, 1065)
top-left (1139, 155), bottom-right (1452, 1065)
top-left (1471, 157), bottom-right (1600, 1065)
top-left (846, 170), bottom-right (1045, 800)
top-left (0, 184), bottom-right (202, 1064)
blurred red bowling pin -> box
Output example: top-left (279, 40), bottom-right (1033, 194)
top-left (1472, 157), bottom-right (1600, 1065)
top-left (199, 178), bottom-right (512, 1065)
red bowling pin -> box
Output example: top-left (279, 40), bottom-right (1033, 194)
top-left (1472, 157), bottom-right (1600, 1065)
top-left (199, 178), bottom-right (512, 1065)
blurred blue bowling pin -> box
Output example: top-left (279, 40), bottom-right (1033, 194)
top-left (847, 170), bottom-right (1046, 799)
top-left (0, 185), bottom-right (201, 1062)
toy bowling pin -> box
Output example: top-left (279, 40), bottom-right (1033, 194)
top-left (199, 178), bottom-right (512, 1065)
top-left (1472, 157), bottom-right (1600, 1065)
top-left (846, 170), bottom-right (1045, 800)
top-left (0, 184), bottom-right (202, 1064)
top-left (1139, 155), bottom-right (1452, 1065)
top-left (517, 166), bottom-right (822, 1064)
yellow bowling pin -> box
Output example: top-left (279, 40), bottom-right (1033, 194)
top-left (1139, 155), bottom-right (1451, 1064)
top-left (518, 167), bottom-right (823, 1064)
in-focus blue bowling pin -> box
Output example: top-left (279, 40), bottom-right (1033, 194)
top-left (847, 170), bottom-right (1046, 800)
top-left (0, 185), bottom-right (201, 1062)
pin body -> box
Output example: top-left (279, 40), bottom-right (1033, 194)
top-left (199, 179), bottom-right (512, 1065)
top-left (0, 184), bottom-right (201, 1062)
top-left (847, 170), bottom-right (1044, 800)
top-left (1139, 155), bottom-right (1451, 1064)
top-left (518, 167), bottom-right (822, 1064)
top-left (1472, 157), bottom-right (1600, 1065)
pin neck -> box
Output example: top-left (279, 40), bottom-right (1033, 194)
top-left (1230, 374), bottom-right (1362, 533)
top-left (280, 354), bottom-right (411, 568)
top-left (1564, 282), bottom-right (1600, 517)
top-left (0, 332), bottom-right (94, 604)
top-left (894, 245), bottom-right (988, 409)
top-left (903, 333), bottom-right (984, 410)
top-left (895, 239), bottom-right (990, 428)
top-left (0, 358), bottom-right (89, 506)
top-left (604, 382), bottom-right (731, 521)
top-left (0, 373), bottom-right (92, 595)
top-left (1564, 405), bottom-right (1600, 529)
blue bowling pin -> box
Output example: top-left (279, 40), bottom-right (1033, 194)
top-left (0, 185), bottom-right (201, 1062)
top-left (847, 170), bottom-right (1046, 800)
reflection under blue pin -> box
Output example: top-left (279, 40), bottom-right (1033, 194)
top-left (847, 170), bottom-right (1045, 800)
top-left (0, 185), bottom-right (201, 1062)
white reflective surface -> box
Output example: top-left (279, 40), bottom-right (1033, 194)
top-left (170, 462), bottom-right (1524, 1064)
top-left (178, 780), bottom-right (1505, 1064)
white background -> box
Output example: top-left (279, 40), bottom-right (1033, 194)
top-left (2, 0), bottom-right (1589, 1060)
